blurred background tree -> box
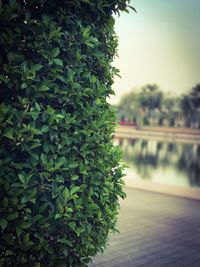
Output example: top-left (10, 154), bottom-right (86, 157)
top-left (116, 83), bottom-right (200, 128)
top-left (181, 84), bottom-right (200, 128)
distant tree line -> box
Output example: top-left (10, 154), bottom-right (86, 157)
top-left (115, 84), bottom-right (200, 128)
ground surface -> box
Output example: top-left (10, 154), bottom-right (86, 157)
top-left (89, 187), bottom-right (200, 267)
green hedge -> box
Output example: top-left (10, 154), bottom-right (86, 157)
top-left (0, 1), bottom-right (133, 266)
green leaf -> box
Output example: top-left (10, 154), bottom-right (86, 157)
top-left (7, 52), bottom-right (15, 62)
top-left (21, 196), bottom-right (28, 204)
top-left (21, 61), bottom-right (29, 75)
top-left (71, 175), bottom-right (79, 181)
top-left (7, 212), bottom-right (18, 220)
top-left (41, 125), bottom-right (49, 133)
top-left (88, 203), bottom-right (99, 210)
top-left (3, 127), bottom-right (14, 140)
top-left (32, 214), bottom-right (43, 223)
top-left (67, 68), bottom-right (74, 82)
top-left (50, 156), bottom-right (65, 171)
top-left (70, 186), bottom-right (80, 195)
top-left (0, 218), bottom-right (8, 230)
top-left (55, 214), bottom-right (62, 219)
top-left (24, 232), bottom-right (30, 243)
top-left (57, 203), bottom-right (64, 214)
top-left (18, 172), bottom-right (33, 186)
top-left (32, 64), bottom-right (43, 72)
top-left (21, 82), bottom-right (27, 89)
top-left (2, 196), bottom-right (8, 208)
top-left (31, 128), bottom-right (42, 135)
top-left (18, 174), bottom-right (26, 184)
top-left (68, 162), bottom-right (78, 169)
top-left (76, 227), bottom-right (84, 236)
top-left (53, 58), bottom-right (63, 67)
top-left (56, 114), bottom-right (65, 119)
top-left (42, 14), bottom-right (49, 26)
top-left (20, 221), bottom-right (31, 229)
top-left (39, 203), bottom-right (49, 213)
top-left (57, 238), bottom-right (72, 246)
top-left (51, 47), bottom-right (60, 58)
top-left (39, 85), bottom-right (50, 92)
top-left (31, 111), bottom-right (39, 120)
top-left (49, 29), bottom-right (59, 39)
top-left (16, 226), bottom-right (22, 237)
top-left (43, 142), bottom-right (49, 153)
top-left (35, 102), bottom-right (41, 111)
top-left (31, 153), bottom-right (39, 160)
top-left (27, 188), bottom-right (37, 199)
top-left (62, 188), bottom-right (70, 201)
top-left (41, 153), bottom-right (47, 164)
top-left (46, 106), bottom-right (55, 115)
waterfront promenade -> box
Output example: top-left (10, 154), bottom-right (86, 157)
top-left (115, 126), bottom-right (200, 144)
top-left (90, 187), bottom-right (200, 267)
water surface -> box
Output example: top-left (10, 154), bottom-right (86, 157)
top-left (115, 137), bottom-right (200, 188)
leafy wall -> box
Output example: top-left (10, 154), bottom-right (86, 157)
top-left (0, 1), bottom-right (133, 266)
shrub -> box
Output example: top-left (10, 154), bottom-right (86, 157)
top-left (0, 1), bottom-right (133, 266)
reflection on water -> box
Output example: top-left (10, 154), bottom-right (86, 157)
top-left (115, 138), bottom-right (200, 188)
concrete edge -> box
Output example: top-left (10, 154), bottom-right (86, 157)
top-left (124, 177), bottom-right (200, 201)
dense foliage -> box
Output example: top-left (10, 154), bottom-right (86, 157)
top-left (0, 1), bottom-right (133, 266)
top-left (117, 84), bottom-right (200, 128)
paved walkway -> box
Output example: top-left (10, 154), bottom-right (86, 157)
top-left (89, 187), bottom-right (200, 267)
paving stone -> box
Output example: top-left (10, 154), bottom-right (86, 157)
top-left (89, 187), bottom-right (200, 267)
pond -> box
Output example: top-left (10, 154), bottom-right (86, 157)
top-left (115, 137), bottom-right (200, 188)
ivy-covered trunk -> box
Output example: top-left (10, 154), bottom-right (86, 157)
top-left (0, 1), bottom-right (133, 266)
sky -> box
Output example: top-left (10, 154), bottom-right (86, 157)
top-left (109, 0), bottom-right (200, 104)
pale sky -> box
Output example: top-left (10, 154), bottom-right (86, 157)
top-left (109, 0), bottom-right (200, 104)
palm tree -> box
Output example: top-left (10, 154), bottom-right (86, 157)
top-left (138, 84), bottom-right (163, 125)
top-left (181, 84), bottom-right (200, 128)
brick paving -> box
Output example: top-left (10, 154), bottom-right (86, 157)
top-left (89, 187), bottom-right (200, 267)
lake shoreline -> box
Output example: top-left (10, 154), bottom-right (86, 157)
top-left (124, 176), bottom-right (200, 201)
top-left (115, 126), bottom-right (200, 144)
top-left (115, 129), bottom-right (200, 200)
